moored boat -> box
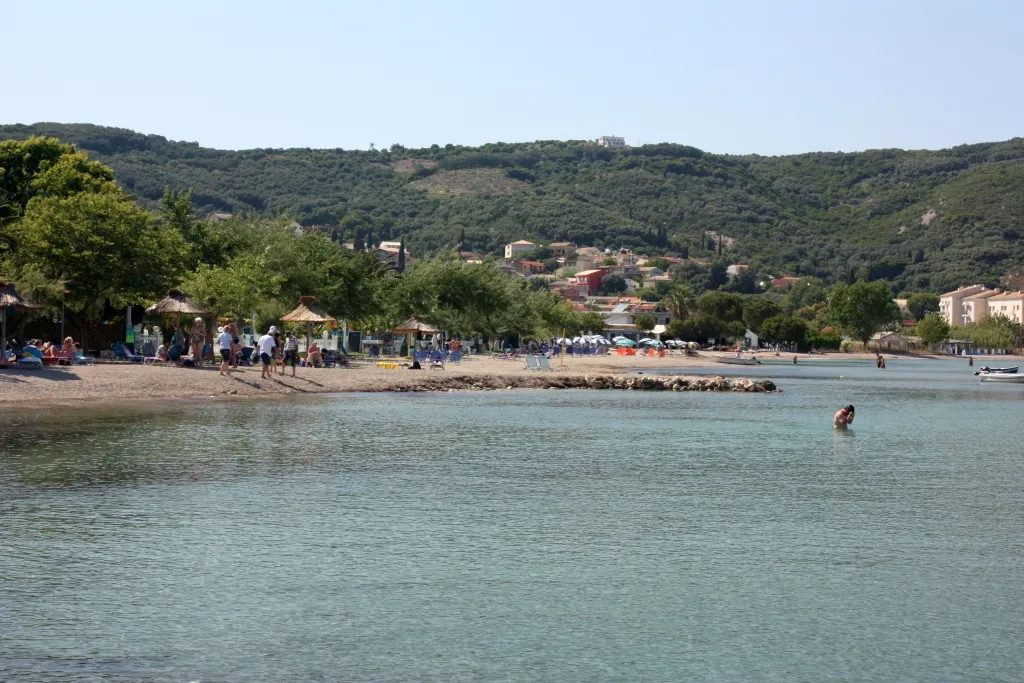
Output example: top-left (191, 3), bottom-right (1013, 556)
top-left (713, 355), bottom-right (761, 366)
top-left (978, 372), bottom-right (1024, 383)
top-left (973, 366), bottom-right (1018, 375)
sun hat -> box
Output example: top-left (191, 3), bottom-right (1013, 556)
top-left (269, 325), bottom-right (277, 334)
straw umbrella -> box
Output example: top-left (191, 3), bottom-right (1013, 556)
top-left (0, 282), bottom-right (43, 359)
top-left (280, 296), bottom-right (336, 349)
top-left (393, 315), bottom-right (440, 357)
top-left (145, 289), bottom-right (208, 344)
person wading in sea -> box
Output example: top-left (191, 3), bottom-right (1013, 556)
top-left (834, 404), bottom-right (855, 429)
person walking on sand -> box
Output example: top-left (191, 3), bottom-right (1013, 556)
top-left (217, 325), bottom-right (233, 376)
top-left (258, 326), bottom-right (277, 380)
top-left (189, 317), bottom-right (206, 368)
top-left (834, 404), bottom-right (855, 429)
top-left (283, 331), bottom-right (299, 377)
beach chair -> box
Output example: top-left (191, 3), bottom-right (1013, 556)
top-left (537, 355), bottom-right (557, 372)
top-left (166, 344), bottom-right (184, 365)
top-left (17, 347), bottom-right (45, 370)
top-left (524, 355), bottom-right (541, 371)
top-left (428, 350), bottom-right (445, 370)
top-left (112, 342), bottom-right (143, 363)
top-left (450, 350), bottom-right (461, 364)
top-left (415, 349), bottom-right (428, 363)
top-left (141, 342), bottom-right (159, 365)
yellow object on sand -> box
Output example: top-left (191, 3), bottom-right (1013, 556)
top-left (376, 362), bottom-right (399, 370)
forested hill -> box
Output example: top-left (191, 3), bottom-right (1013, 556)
top-left (2, 122), bottom-right (1022, 293)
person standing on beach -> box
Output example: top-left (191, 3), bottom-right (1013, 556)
top-left (217, 325), bottom-right (233, 376)
top-left (189, 317), bottom-right (206, 368)
top-left (258, 326), bottom-right (276, 379)
top-left (283, 331), bottom-right (299, 377)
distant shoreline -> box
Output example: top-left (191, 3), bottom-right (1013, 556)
top-left (1, 351), bottom-right (1012, 407)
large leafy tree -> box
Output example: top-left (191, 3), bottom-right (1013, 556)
top-left (827, 281), bottom-right (902, 345)
top-left (906, 293), bottom-right (940, 321)
top-left (758, 314), bottom-right (808, 346)
top-left (12, 191), bottom-right (187, 312)
top-left (916, 312), bottom-right (950, 345)
top-left (634, 313), bottom-right (656, 336)
top-left (742, 296), bottom-right (781, 333)
top-left (0, 137), bottom-right (115, 214)
top-left (697, 291), bottom-right (744, 322)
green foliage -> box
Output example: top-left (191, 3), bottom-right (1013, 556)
top-left (601, 274), bottom-right (627, 294)
top-left (661, 284), bottom-right (696, 321)
top-left (906, 293), bottom-right (940, 321)
top-left (697, 291), bottom-right (744, 322)
top-left (2, 125), bottom-right (1023, 291)
top-left (633, 313), bottom-right (656, 334)
top-left (959, 314), bottom-right (1019, 351)
top-left (667, 312), bottom-right (735, 342)
top-left (916, 312), bottom-right (950, 344)
top-left (827, 280), bottom-right (902, 344)
top-left (759, 315), bottom-right (808, 346)
top-left (742, 296), bottom-right (782, 333)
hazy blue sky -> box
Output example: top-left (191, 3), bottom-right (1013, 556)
top-left (6, 0), bottom-right (1021, 154)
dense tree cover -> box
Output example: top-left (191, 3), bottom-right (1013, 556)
top-left (906, 293), bottom-right (940, 321)
top-left (827, 281), bottom-right (903, 344)
top-left (0, 139), bottom-right (603, 346)
top-left (2, 124), bottom-right (1021, 292)
top-left (959, 314), bottom-right (1021, 351)
top-left (758, 315), bottom-right (808, 346)
top-left (916, 312), bottom-right (950, 344)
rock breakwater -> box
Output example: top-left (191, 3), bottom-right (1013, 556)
top-left (384, 374), bottom-right (777, 393)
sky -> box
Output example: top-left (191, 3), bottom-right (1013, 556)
top-left (5, 0), bottom-right (1021, 155)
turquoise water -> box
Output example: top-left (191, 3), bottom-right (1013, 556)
top-left (1, 359), bottom-right (1022, 681)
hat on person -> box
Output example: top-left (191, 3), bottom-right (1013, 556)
top-left (269, 325), bottom-right (277, 334)
top-left (217, 326), bottom-right (225, 333)
top-left (194, 317), bottom-right (203, 323)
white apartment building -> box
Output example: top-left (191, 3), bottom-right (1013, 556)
top-left (939, 285), bottom-right (988, 326)
top-left (504, 240), bottom-right (536, 260)
top-left (597, 136), bottom-right (625, 148)
top-left (985, 291), bottom-right (1024, 323)
top-left (961, 289), bottom-right (1000, 324)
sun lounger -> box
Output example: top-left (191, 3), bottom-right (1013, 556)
top-left (17, 347), bottom-right (45, 370)
top-left (450, 350), bottom-right (461, 364)
top-left (525, 355), bottom-right (541, 371)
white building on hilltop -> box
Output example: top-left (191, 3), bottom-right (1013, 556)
top-left (597, 136), bottom-right (625, 148)
top-left (504, 240), bottom-right (536, 260)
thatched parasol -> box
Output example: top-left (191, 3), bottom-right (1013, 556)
top-left (145, 289), bottom-right (208, 342)
top-left (281, 296), bottom-right (336, 348)
top-left (393, 315), bottom-right (440, 357)
top-left (1, 283), bottom-right (43, 361)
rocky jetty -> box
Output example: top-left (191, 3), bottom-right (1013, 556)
top-left (382, 374), bottom-right (778, 393)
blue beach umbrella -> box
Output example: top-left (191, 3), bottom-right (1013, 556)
top-left (615, 338), bottom-right (636, 347)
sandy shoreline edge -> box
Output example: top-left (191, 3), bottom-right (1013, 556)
top-left (0, 351), bottom-right (990, 407)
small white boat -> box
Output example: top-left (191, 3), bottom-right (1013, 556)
top-left (713, 355), bottom-right (761, 366)
top-left (978, 373), bottom-right (1024, 383)
top-left (973, 366), bottom-right (1018, 375)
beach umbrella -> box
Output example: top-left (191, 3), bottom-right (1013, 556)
top-left (281, 295), bottom-right (336, 348)
top-left (0, 283), bottom-right (43, 361)
top-left (638, 337), bottom-right (655, 344)
top-left (146, 289), bottom-right (208, 342)
top-left (615, 338), bottom-right (636, 347)
top-left (393, 315), bottom-right (441, 357)
top-left (555, 337), bottom-right (573, 344)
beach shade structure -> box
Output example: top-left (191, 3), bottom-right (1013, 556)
top-left (145, 289), bottom-right (208, 342)
top-left (393, 315), bottom-right (441, 358)
top-left (281, 296), bottom-right (336, 348)
top-left (615, 338), bottom-right (637, 347)
top-left (555, 337), bottom-right (573, 345)
top-left (1, 283), bottom-right (43, 362)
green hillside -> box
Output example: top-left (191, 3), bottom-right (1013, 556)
top-left (2, 122), bottom-right (1022, 293)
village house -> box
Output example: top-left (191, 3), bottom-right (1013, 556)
top-left (985, 291), bottom-right (1024, 323)
top-left (549, 241), bottom-right (577, 258)
top-left (638, 266), bottom-right (665, 279)
top-left (573, 269), bottom-right (605, 295)
top-left (504, 240), bottom-right (536, 260)
top-left (513, 260), bottom-right (547, 276)
top-left (939, 285), bottom-right (991, 326)
top-left (603, 264), bottom-right (641, 278)
top-left (961, 289), bottom-right (1001, 323)
top-left (771, 276), bottom-right (799, 288)
top-left (597, 135), bottom-right (626, 148)
top-left (727, 264), bottom-right (750, 278)
top-left (868, 331), bottom-right (908, 352)
top-left (549, 281), bottom-right (588, 302)
top-left (643, 274), bottom-right (673, 289)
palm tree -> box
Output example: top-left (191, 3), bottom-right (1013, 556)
top-left (662, 284), bottom-right (696, 323)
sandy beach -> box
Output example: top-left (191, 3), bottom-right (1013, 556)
top-left (0, 350), bottom-right (986, 405)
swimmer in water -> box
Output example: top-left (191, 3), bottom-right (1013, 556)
top-left (834, 404), bottom-right (855, 429)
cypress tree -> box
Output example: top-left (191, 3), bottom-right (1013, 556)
top-left (398, 235), bottom-right (406, 272)
top-left (717, 235), bottom-right (722, 255)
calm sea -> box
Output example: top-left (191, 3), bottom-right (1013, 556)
top-left (1, 359), bottom-right (1021, 682)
